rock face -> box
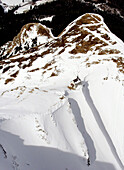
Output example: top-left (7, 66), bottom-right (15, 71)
top-left (0, 13), bottom-right (123, 84)
top-left (0, 13), bottom-right (124, 170)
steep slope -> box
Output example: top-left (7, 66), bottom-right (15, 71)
top-left (0, 13), bottom-right (124, 170)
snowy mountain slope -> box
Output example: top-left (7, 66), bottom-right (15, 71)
top-left (0, 0), bottom-right (54, 13)
top-left (0, 13), bottom-right (124, 170)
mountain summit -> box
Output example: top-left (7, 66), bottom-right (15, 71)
top-left (0, 13), bottom-right (124, 170)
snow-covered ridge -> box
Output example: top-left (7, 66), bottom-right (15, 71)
top-left (0, 23), bottom-right (53, 58)
top-left (0, 13), bottom-right (123, 85)
top-left (0, 13), bottom-right (124, 170)
top-left (0, 13), bottom-right (123, 59)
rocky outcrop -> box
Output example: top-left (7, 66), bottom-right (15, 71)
top-left (0, 23), bottom-right (53, 59)
top-left (0, 13), bottom-right (123, 86)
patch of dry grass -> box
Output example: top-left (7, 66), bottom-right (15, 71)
top-left (87, 25), bottom-right (101, 31)
top-left (70, 36), bottom-right (108, 54)
top-left (10, 70), bottom-right (19, 78)
top-left (112, 57), bottom-right (124, 73)
top-left (76, 14), bottom-right (100, 25)
top-left (5, 78), bottom-right (14, 84)
top-left (42, 60), bottom-right (55, 69)
top-left (28, 68), bottom-right (40, 72)
top-left (50, 72), bottom-right (58, 77)
top-left (2, 65), bottom-right (14, 73)
top-left (98, 49), bottom-right (120, 55)
top-left (101, 34), bottom-right (110, 40)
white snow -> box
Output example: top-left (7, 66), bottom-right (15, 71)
top-left (1, 0), bottom-right (23, 6)
top-left (38, 15), bottom-right (54, 22)
top-left (0, 0), bottom-right (55, 13)
top-left (0, 13), bottom-right (124, 170)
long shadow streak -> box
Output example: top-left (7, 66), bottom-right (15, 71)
top-left (82, 81), bottom-right (124, 169)
top-left (68, 98), bottom-right (96, 164)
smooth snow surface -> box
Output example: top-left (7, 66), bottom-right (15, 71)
top-left (0, 13), bottom-right (124, 170)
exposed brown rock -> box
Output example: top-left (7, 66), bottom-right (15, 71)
top-left (0, 13), bottom-right (123, 85)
